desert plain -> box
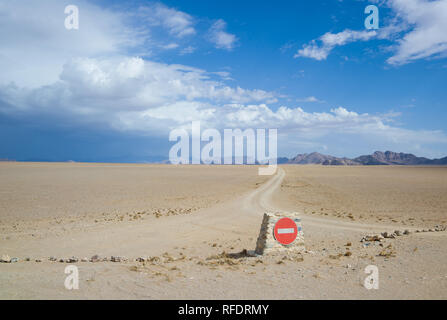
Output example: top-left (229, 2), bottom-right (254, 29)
top-left (0, 162), bottom-right (446, 299)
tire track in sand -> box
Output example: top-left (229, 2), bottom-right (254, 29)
top-left (253, 167), bottom-right (445, 236)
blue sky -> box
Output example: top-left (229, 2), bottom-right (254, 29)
top-left (0, 0), bottom-right (447, 162)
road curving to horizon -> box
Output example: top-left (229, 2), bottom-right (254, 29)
top-left (2, 164), bottom-right (446, 299)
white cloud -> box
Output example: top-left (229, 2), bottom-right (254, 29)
top-left (0, 56), bottom-right (276, 132)
top-left (1, 55), bottom-right (446, 158)
top-left (208, 19), bottom-right (237, 50)
top-left (216, 104), bottom-right (447, 158)
top-left (294, 0), bottom-right (447, 65)
top-left (320, 30), bottom-right (377, 46)
top-left (0, 0), bottom-right (148, 87)
top-left (386, 0), bottom-right (447, 65)
top-left (0, 1), bottom-right (230, 88)
top-left (212, 71), bottom-right (233, 81)
top-left (0, 1), bottom-right (446, 158)
top-left (139, 3), bottom-right (196, 38)
top-left (160, 43), bottom-right (180, 50)
top-left (294, 41), bottom-right (332, 61)
top-left (296, 96), bottom-right (324, 103)
top-left (294, 30), bottom-right (377, 60)
top-left (0, 1), bottom-right (242, 91)
top-left (179, 46), bottom-right (196, 55)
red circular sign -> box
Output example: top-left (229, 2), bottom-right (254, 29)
top-left (274, 218), bottom-right (298, 245)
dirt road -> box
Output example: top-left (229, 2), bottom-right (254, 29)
top-left (1, 165), bottom-right (446, 299)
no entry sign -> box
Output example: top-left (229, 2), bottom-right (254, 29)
top-left (273, 217), bottom-right (298, 245)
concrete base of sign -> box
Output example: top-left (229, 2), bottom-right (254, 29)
top-left (255, 212), bottom-right (305, 255)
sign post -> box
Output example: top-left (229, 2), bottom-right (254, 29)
top-left (255, 212), bottom-right (305, 255)
top-left (273, 218), bottom-right (298, 245)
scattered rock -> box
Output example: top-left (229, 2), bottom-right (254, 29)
top-left (1, 254), bottom-right (11, 263)
top-left (111, 256), bottom-right (122, 262)
top-left (90, 254), bottom-right (101, 262)
top-left (147, 256), bottom-right (161, 265)
top-left (25, 257), bottom-right (30, 261)
top-left (361, 235), bottom-right (383, 242)
top-left (329, 253), bottom-right (343, 259)
top-left (35, 259), bottom-right (42, 262)
top-left (49, 256), bottom-right (57, 262)
top-left (136, 257), bottom-right (146, 262)
top-left (81, 257), bottom-right (88, 262)
top-left (382, 232), bottom-right (396, 239)
top-left (394, 230), bottom-right (402, 236)
top-left (68, 257), bottom-right (78, 263)
top-left (378, 244), bottom-right (396, 258)
top-left (403, 229), bottom-right (410, 235)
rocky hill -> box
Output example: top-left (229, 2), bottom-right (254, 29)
top-left (284, 151), bottom-right (447, 166)
top-left (287, 152), bottom-right (359, 165)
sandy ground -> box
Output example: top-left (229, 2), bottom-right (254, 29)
top-left (1, 163), bottom-right (446, 299)
top-left (277, 166), bottom-right (447, 228)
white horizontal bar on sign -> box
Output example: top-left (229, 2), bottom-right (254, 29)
top-left (277, 228), bottom-right (295, 234)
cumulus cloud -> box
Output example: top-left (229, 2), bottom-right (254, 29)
top-left (0, 1), bottom-right (446, 158)
top-left (1, 55), bottom-right (446, 158)
top-left (0, 0), bottom-right (147, 87)
top-left (0, 0), bottom-right (234, 88)
top-left (386, 0), bottom-right (447, 65)
top-left (208, 19), bottom-right (238, 50)
top-left (0, 57), bottom-right (276, 132)
top-left (295, 0), bottom-right (447, 65)
top-left (217, 104), bottom-right (447, 157)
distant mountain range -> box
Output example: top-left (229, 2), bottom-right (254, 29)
top-left (4, 151), bottom-right (446, 165)
top-left (280, 151), bottom-right (447, 166)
